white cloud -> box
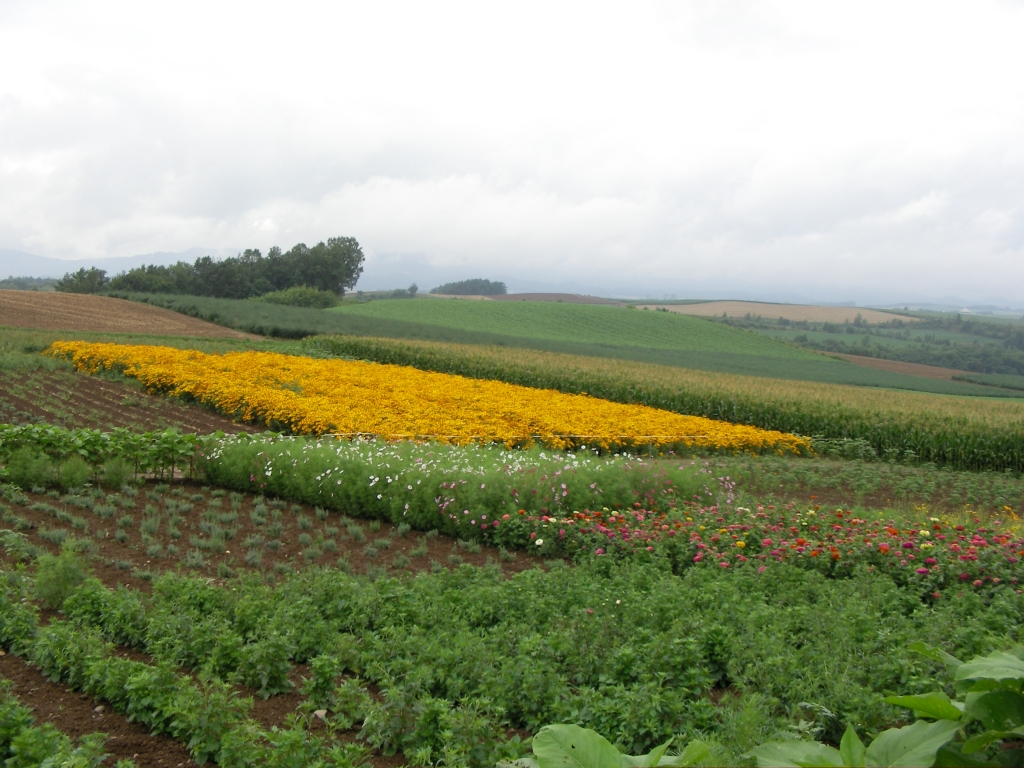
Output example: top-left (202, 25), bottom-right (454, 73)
top-left (0, 0), bottom-right (1022, 301)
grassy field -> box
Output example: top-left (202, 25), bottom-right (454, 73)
top-left (330, 299), bottom-right (820, 357)
top-left (110, 292), bottom-right (1024, 395)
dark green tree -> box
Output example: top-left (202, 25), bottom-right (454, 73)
top-left (54, 268), bottom-right (109, 294)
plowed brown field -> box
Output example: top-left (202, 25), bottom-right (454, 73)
top-left (635, 300), bottom-right (911, 324)
top-left (833, 353), bottom-right (964, 380)
top-left (0, 290), bottom-right (256, 338)
top-left (0, 369), bottom-right (251, 433)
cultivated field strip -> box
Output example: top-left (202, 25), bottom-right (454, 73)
top-left (0, 369), bottom-right (248, 433)
top-left (45, 341), bottom-right (810, 453)
top-left (307, 335), bottom-right (1024, 472)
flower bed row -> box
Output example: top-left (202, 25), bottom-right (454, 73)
top-left (45, 341), bottom-right (811, 454)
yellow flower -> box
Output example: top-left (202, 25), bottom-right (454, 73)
top-left (735, 541), bottom-right (746, 548)
top-left (45, 341), bottom-right (811, 454)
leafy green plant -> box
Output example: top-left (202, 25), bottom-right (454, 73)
top-left (743, 642), bottom-right (1024, 767)
top-left (34, 540), bottom-right (91, 610)
top-left (5, 448), bottom-right (53, 490)
top-left (498, 724), bottom-right (708, 768)
top-left (56, 457), bottom-right (92, 490)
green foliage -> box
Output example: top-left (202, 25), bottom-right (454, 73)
top-left (33, 540), bottom-right (91, 610)
top-left (0, 276), bottom-right (57, 291)
top-left (107, 237), bottom-right (364, 298)
top-left (430, 278), bottom-right (507, 295)
top-left (235, 633), bottom-right (294, 699)
top-left (56, 456), bottom-right (92, 490)
top-left (259, 286), bottom-right (340, 308)
top-left (728, 312), bottom-right (1024, 378)
top-left (5, 447), bottom-right (55, 489)
top-left (54, 267), bottom-right (109, 294)
top-left (200, 434), bottom-right (704, 545)
top-left (0, 423), bottom-right (208, 487)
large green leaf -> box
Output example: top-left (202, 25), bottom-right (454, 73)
top-left (965, 691), bottom-right (1024, 732)
top-left (956, 652), bottom-right (1024, 684)
top-left (668, 741), bottom-right (710, 767)
top-left (620, 738), bottom-right (673, 767)
top-left (910, 642), bottom-right (964, 680)
top-left (863, 719), bottom-right (960, 767)
top-left (532, 725), bottom-right (624, 768)
top-left (840, 725), bottom-right (866, 768)
top-left (885, 693), bottom-right (964, 722)
top-left (741, 741), bottom-right (843, 767)
top-left (934, 743), bottom-right (999, 767)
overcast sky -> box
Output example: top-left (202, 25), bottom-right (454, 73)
top-left (2, 1), bottom-right (1023, 303)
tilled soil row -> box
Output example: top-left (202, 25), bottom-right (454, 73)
top-left (0, 291), bottom-right (256, 339)
top-left (0, 369), bottom-right (250, 434)
top-left (2, 480), bottom-right (538, 591)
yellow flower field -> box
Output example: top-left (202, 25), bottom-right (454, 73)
top-left (45, 341), bottom-right (811, 453)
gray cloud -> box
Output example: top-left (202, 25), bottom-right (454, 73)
top-left (1, 0), bottom-right (1022, 304)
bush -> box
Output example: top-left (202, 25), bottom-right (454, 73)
top-left (5, 448), bottom-right (54, 489)
top-left (101, 457), bottom-right (133, 488)
top-left (56, 456), bottom-right (92, 490)
top-left (259, 286), bottom-right (339, 309)
top-left (34, 541), bottom-right (91, 610)
top-left (430, 279), bottom-right (507, 296)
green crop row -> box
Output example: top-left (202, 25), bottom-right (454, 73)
top-left (304, 335), bottom-right (1024, 473)
top-left (0, 677), bottom-right (128, 768)
top-left (0, 423), bottom-right (207, 489)
top-left (7, 552), bottom-right (1024, 766)
top-left (0, 573), bottom-right (371, 768)
top-left (200, 433), bottom-right (704, 543)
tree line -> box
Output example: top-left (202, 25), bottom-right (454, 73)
top-left (55, 237), bottom-right (364, 299)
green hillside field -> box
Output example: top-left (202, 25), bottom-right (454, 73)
top-left (106, 292), bottom-right (1024, 397)
top-left (329, 298), bottom-right (821, 357)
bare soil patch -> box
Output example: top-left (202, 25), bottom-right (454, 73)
top-left (832, 353), bottom-right (963, 380)
top-left (0, 291), bottom-right (257, 338)
top-left (0, 369), bottom-right (250, 433)
top-left (637, 300), bottom-right (911, 325)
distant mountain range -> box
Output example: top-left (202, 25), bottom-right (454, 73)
top-left (0, 248), bottom-right (240, 280)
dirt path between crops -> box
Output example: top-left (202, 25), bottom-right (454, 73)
top-left (0, 291), bottom-right (259, 339)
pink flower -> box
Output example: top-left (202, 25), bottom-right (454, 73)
top-left (762, 538), bottom-right (773, 547)
top-left (646, 546), bottom-right (654, 552)
top-left (595, 548), bottom-right (605, 555)
top-left (916, 568), bottom-right (929, 575)
top-left (757, 565), bottom-right (767, 574)
top-left (973, 580), bottom-right (983, 587)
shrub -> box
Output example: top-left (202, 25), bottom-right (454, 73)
top-left (259, 286), bottom-right (339, 309)
top-left (5, 448), bottom-right (53, 489)
top-left (56, 457), bottom-right (92, 490)
top-left (33, 541), bottom-right (91, 610)
top-left (101, 457), bottom-right (134, 488)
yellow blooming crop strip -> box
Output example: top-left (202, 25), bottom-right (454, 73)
top-left (45, 341), bottom-right (810, 453)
